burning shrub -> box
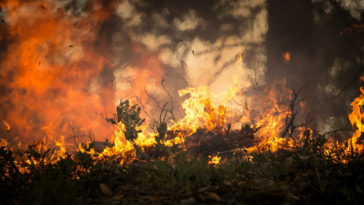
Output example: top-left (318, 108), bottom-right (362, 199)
top-left (0, 80), bottom-right (363, 204)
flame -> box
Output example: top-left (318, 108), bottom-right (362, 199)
top-left (170, 78), bottom-right (240, 135)
top-left (75, 77), bottom-right (364, 165)
top-left (236, 52), bottom-right (243, 63)
top-left (283, 51), bottom-right (291, 62)
top-left (3, 75), bottom-right (364, 166)
top-left (88, 77), bottom-right (240, 161)
top-left (0, 1), bottom-right (362, 168)
top-left (240, 81), bottom-right (295, 152)
top-left (100, 122), bottom-right (136, 164)
top-left (171, 86), bottom-right (214, 133)
top-left (0, 0), bottom-right (296, 160)
top-left (347, 86), bottom-right (364, 153)
top-left (208, 155), bottom-right (221, 165)
top-left (0, 0), bottom-right (116, 143)
top-left (0, 138), bottom-right (8, 147)
top-left (2, 120), bottom-right (11, 131)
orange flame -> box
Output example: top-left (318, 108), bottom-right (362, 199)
top-left (171, 79), bottom-right (240, 135)
top-left (0, 0), bottom-right (118, 143)
top-left (243, 83), bottom-right (294, 152)
top-left (347, 86), bottom-right (364, 153)
top-left (2, 120), bottom-right (11, 131)
top-left (0, 1), bottom-right (362, 167)
top-left (283, 51), bottom-right (291, 62)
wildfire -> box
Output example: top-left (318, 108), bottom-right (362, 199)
top-left (0, 0), bottom-right (362, 169)
top-left (2, 75), bottom-right (364, 167)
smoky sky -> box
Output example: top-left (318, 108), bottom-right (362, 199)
top-left (73, 0), bottom-right (364, 131)
top-left (0, 0), bottom-right (363, 142)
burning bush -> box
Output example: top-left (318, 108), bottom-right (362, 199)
top-left (1, 80), bottom-right (363, 204)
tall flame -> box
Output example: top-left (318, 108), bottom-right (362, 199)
top-left (347, 86), bottom-right (364, 153)
top-left (171, 78), bottom-right (240, 135)
top-left (0, 0), bottom-right (115, 142)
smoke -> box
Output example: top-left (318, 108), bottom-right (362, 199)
top-left (335, 0), bottom-right (364, 20)
top-left (266, 0), bottom-right (363, 132)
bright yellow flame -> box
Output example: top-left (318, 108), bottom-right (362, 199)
top-left (170, 78), bottom-right (240, 134)
top-left (94, 79), bottom-right (363, 164)
top-left (4, 73), bottom-right (364, 167)
top-left (208, 155), bottom-right (221, 165)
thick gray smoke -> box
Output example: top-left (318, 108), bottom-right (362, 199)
top-left (102, 0), bottom-right (363, 132)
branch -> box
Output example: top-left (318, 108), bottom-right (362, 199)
top-left (321, 128), bottom-right (355, 137)
top-left (161, 79), bottom-right (176, 121)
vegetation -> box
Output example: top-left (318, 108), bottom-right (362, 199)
top-left (0, 100), bottom-right (363, 205)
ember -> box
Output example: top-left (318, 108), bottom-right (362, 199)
top-left (283, 51), bottom-right (291, 62)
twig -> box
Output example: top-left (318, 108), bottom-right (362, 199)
top-left (321, 128), bottom-right (354, 137)
top-left (161, 79), bottom-right (176, 121)
top-left (281, 82), bottom-right (309, 138)
top-left (159, 103), bottom-right (168, 124)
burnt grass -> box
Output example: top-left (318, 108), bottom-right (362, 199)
top-left (1, 126), bottom-right (364, 205)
